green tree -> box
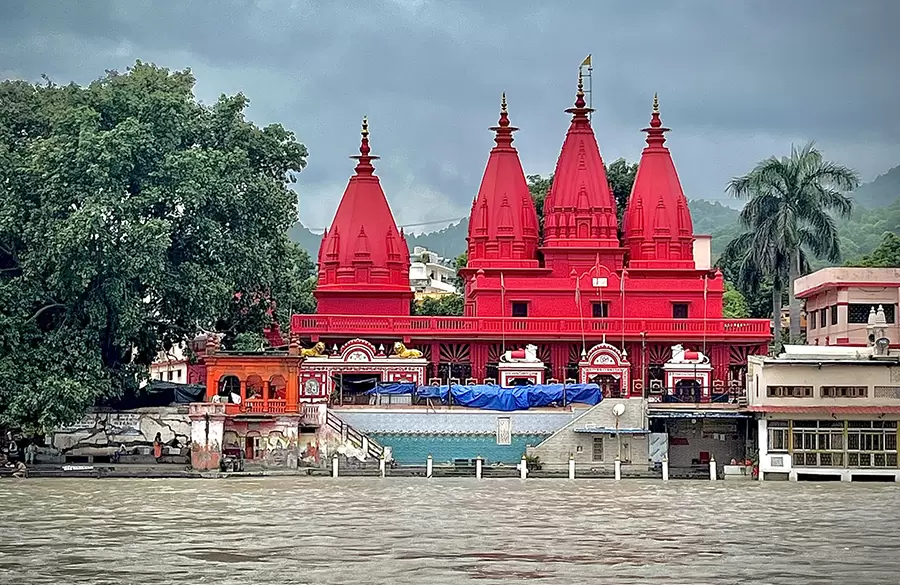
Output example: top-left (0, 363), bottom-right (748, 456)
top-left (850, 232), bottom-right (900, 268)
top-left (413, 294), bottom-right (465, 316)
top-left (722, 282), bottom-right (750, 318)
top-left (0, 62), bottom-right (308, 430)
top-left (605, 158), bottom-right (639, 222)
top-left (726, 143), bottom-right (858, 342)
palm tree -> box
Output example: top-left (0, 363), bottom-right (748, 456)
top-left (726, 142), bottom-right (859, 342)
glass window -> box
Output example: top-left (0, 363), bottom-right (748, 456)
top-left (831, 305), bottom-right (838, 325)
top-left (511, 302), bottom-right (528, 317)
top-left (819, 308), bottom-right (827, 327)
top-left (767, 385), bottom-right (813, 398)
top-left (820, 386), bottom-right (868, 398)
top-left (768, 427), bottom-right (789, 451)
top-left (810, 311), bottom-right (817, 329)
top-left (672, 303), bottom-right (689, 319)
top-left (592, 302), bottom-right (609, 318)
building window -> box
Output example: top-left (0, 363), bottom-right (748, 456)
top-left (672, 303), bottom-right (689, 319)
top-left (819, 308), bottom-right (826, 328)
top-left (592, 437), bottom-right (604, 462)
top-left (592, 302), bottom-right (609, 318)
top-left (767, 385), bottom-right (813, 398)
top-left (176, 370), bottom-right (182, 379)
top-left (167, 371), bottom-right (174, 381)
top-left (820, 386), bottom-right (867, 398)
top-left (511, 302), bottom-right (528, 317)
top-left (810, 311), bottom-right (817, 329)
top-left (846, 421), bottom-right (898, 468)
top-left (791, 419), bottom-right (845, 467)
top-left (768, 420), bottom-right (789, 452)
top-left (831, 305), bottom-right (838, 325)
top-left (496, 417), bottom-right (511, 445)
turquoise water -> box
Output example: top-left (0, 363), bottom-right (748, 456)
top-left (368, 433), bottom-right (549, 465)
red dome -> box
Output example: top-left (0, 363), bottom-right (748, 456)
top-left (623, 96), bottom-right (694, 269)
top-left (542, 72), bottom-right (618, 248)
top-left (316, 118), bottom-right (411, 291)
top-left (466, 94), bottom-right (540, 269)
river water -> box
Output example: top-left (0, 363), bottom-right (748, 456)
top-left (1, 478), bottom-right (899, 584)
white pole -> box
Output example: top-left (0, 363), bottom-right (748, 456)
top-left (362, 437), bottom-right (369, 460)
top-left (662, 454), bottom-right (669, 481)
top-left (426, 454), bottom-right (433, 478)
top-left (331, 454), bottom-right (339, 478)
top-left (379, 454), bottom-right (386, 478)
top-left (520, 456), bottom-right (528, 480)
top-left (568, 454), bottom-right (576, 480)
top-left (475, 456), bottom-right (483, 479)
top-left (614, 457), bottom-right (622, 481)
top-left (709, 456), bottom-right (717, 481)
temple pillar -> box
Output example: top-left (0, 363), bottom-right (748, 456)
top-left (286, 372), bottom-right (299, 413)
top-left (472, 342), bottom-right (488, 382)
top-left (711, 345), bottom-right (729, 384)
top-left (240, 380), bottom-right (247, 402)
top-left (206, 375), bottom-right (218, 401)
top-left (550, 343), bottom-right (568, 382)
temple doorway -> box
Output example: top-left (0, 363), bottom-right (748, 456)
top-left (590, 374), bottom-right (622, 398)
top-left (508, 377), bottom-right (532, 387)
top-left (332, 373), bottom-right (381, 405)
top-left (674, 379), bottom-right (701, 403)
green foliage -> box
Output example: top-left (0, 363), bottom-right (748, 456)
top-left (849, 232), bottom-right (900, 268)
top-left (412, 294), bottom-right (465, 316)
top-left (525, 174), bottom-right (553, 220)
top-left (606, 158), bottom-right (639, 221)
top-left (0, 62), bottom-right (308, 430)
top-left (722, 283), bottom-right (750, 318)
top-left (231, 332), bottom-right (268, 352)
top-left (724, 142), bottom-right (859, 343)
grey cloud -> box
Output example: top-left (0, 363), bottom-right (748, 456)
top-left (2, 0), bottom-right (898, 230)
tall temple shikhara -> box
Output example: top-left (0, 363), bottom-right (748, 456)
top-left (289, 76), bottom-right (770, 390)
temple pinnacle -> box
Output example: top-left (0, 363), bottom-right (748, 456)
top-left (501, 92), bottom-right (507, 114)
top-left (652, 93), bottom-right (659, 114)
top-left (577, 69), bottom-right (584, 97)
top-left (361, 116), bottom-right (369, 138)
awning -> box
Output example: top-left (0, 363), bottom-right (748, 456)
top-left (649, 410), bottom-right (752, 419)
top-left (573, 427), bottom-right (649, 434)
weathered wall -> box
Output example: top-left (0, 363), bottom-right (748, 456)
top-left (666, 419), bottom-right (746, 472)
top-left (526, 399), bottom-right (649, 469)
top-left (52, 407), bottom-right (190, 457)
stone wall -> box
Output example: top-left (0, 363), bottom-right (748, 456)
top-left (52, 407), bottom-right (191, 458)
top-left (526, 399), bottom-right (649, 470)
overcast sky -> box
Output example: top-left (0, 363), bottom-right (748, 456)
top-left (2, 0), bottom-right (898, 233)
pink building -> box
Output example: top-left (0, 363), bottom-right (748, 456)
top-left (796, 267), bottom-right (900, 347)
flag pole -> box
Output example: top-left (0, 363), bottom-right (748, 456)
top-left (580, 54), bottom-right (592, 120)
top-left (501, 272), bottom-right (506, 353)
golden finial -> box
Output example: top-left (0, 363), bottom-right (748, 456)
top-left (361, 116), bottom-right (369, 138)
top-left (577, 69), bottom-right (584, 96)
top-left (501, 92), bottom-right (507, 114)
top-left (652, 93), bottom-right (659, 114)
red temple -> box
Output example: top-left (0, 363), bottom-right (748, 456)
top-left (290, 81), bottom-right (770, 397)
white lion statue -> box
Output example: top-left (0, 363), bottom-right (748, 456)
top-left (670, 343), bottom-right (710, 364)
top-left (500, 344), bottom-right (540, 363)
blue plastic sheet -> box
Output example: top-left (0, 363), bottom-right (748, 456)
top-left (365, 382), bottom-right (418, 395)
top-left (413, 382), bottom-right (601, 411)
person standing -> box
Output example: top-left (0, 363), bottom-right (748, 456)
top-left (153, 433), bottom-right (163, 462)
top-left (24, 442), bottom-right (37, 465)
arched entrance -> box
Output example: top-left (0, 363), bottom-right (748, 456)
top-left (674, 379), bottom-right (701, 403)
top-left (579, 344), bottom-right (631, 398)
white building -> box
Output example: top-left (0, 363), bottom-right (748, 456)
top-left (409, 246), bottom-right (457, 297)
top-left (149, 344), bottom-right (189, 384)
top-left (750, 340), bottom-right (900, 482)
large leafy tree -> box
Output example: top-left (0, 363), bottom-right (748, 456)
top-left (726, 143), bottom-right (858, 342)
top-left (0, 62), bottom-right (308, 430)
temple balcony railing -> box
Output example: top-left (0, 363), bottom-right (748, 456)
top-left (648, 386), bottom-right (748, 406)
top-left (291, 314), bottom-right (771, 340)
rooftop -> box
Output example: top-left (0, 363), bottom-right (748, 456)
top-left (794, 267), bottom-right (900, 298)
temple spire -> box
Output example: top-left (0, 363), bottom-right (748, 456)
top-left (490, 92), bottom-right (517, 149)
top-left (351, 116), bottom-right (379, 176)
top-left (644, 94), bottom-right (669, 149)
top-left (566, 70), bottom-right (593, 122)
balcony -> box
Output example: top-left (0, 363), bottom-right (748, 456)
top-left (291, 314), bottom-right (771, 340)
top-left (649, 386), bottom-right (748, 406)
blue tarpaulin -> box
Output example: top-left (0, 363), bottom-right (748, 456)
top-left (414, 383), bottom-right (602, 411)
top-left (365, 382), bottom-right (418, 395)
